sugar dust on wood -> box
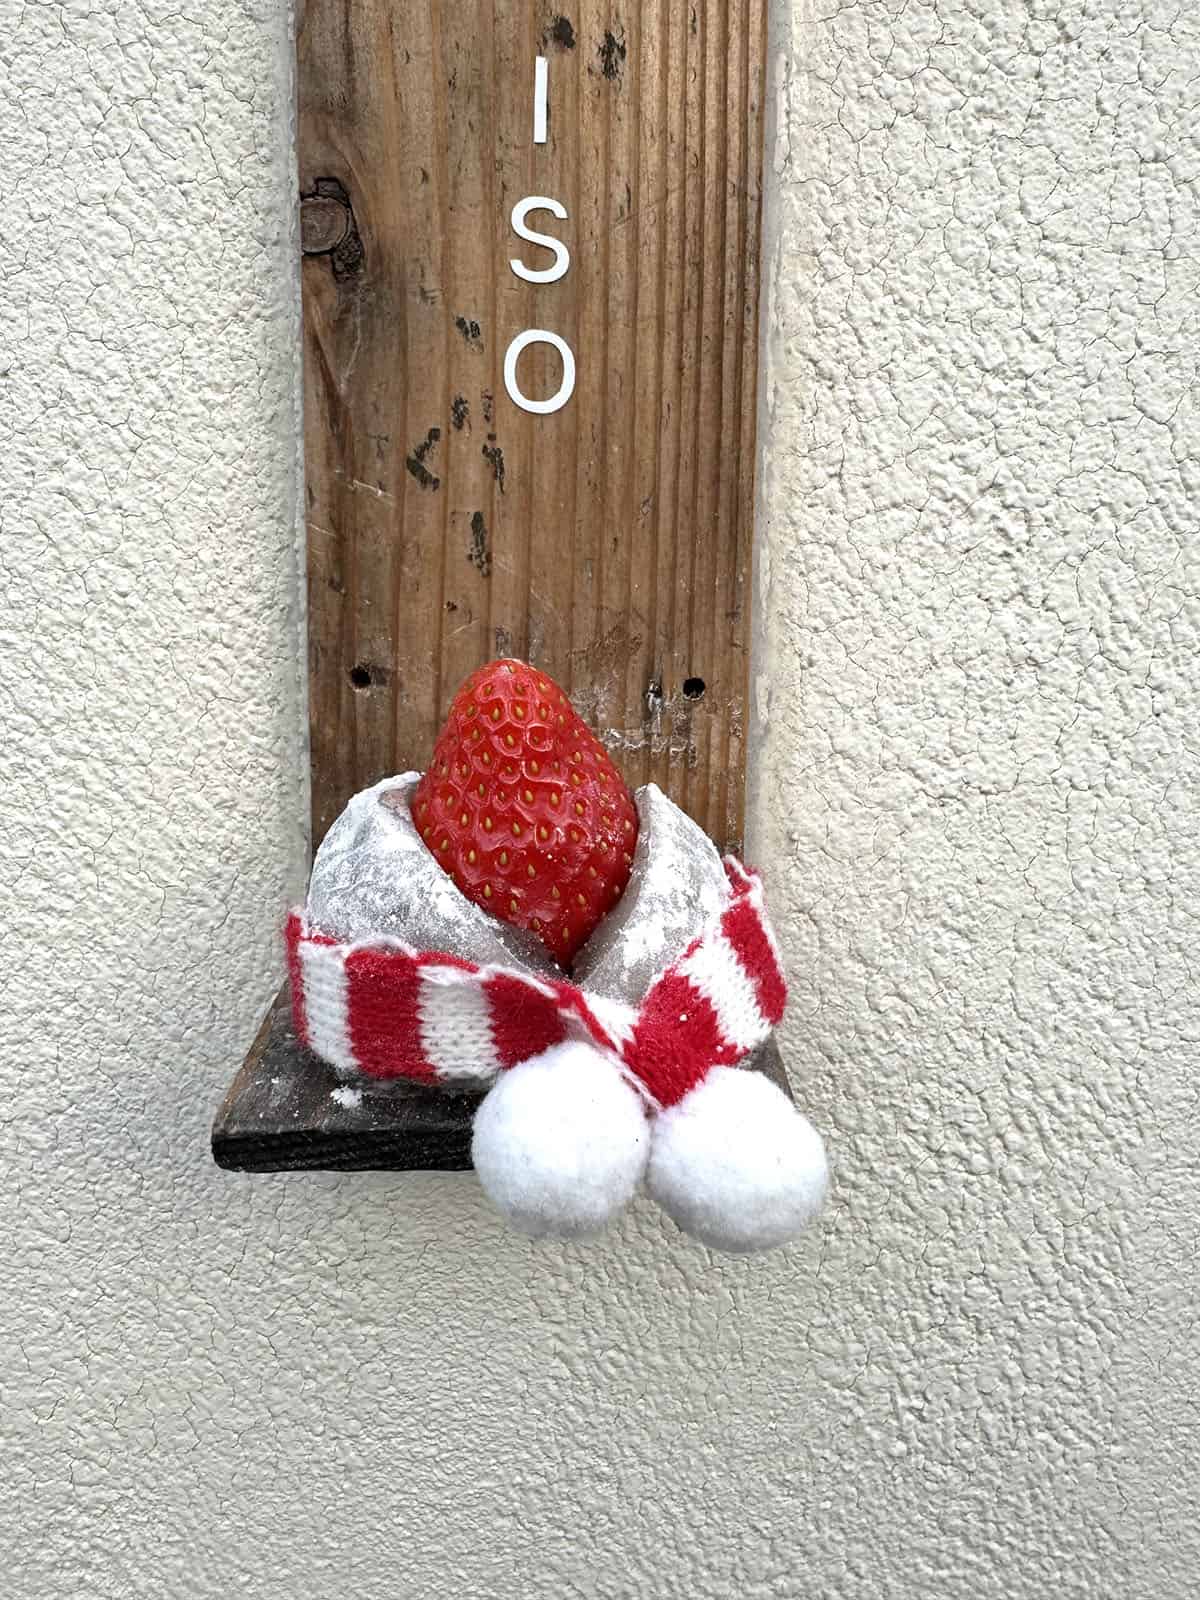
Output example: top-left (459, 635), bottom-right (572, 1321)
top-left (468, 511), bottom-right (492, 576)
top-left (406, 427), bottom-right (442, 490)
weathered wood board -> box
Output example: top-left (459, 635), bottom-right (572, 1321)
top-left (212, 985), bottom-right (792, 1174)
top-left (213, 986), bottom-right (483, 1171)
top-left (298, 0), bottom-right (768, 853)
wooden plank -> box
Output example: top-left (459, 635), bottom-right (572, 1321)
top-left (212, 985), bottom-right (793, 1175)
top-left (298, 0), bottom-right (768, 853)
top-left (212, 986), bottom-right (483, 1172)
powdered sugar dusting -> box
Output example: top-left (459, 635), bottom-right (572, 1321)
top-left (306, 774), bottom-right (560, 976)
top-left (571, 784), bottom-right (728, 1005)
top-left (305, 775), bottom-right (727, 1009)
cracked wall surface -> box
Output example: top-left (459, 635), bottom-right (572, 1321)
top-left (2, 1), bottom-right (1197, 1597)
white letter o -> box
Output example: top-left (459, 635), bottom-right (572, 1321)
top-left (503, 329), bottom-right (576, 415)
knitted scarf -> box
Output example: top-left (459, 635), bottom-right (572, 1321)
top-left (286, 857), bottom-right (786, 1109)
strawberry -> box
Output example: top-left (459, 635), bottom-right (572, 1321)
top-left (411, 659), bottom-right (639, 965)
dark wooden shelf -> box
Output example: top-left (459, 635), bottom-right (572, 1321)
top-left (212, 984), bottom-right (793, 1175)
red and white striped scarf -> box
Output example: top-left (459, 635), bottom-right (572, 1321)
top-left (286, 858), bottom-right (786, 1109)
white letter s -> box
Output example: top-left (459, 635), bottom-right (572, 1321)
top-left (510, 196), bottom-right (570, 284)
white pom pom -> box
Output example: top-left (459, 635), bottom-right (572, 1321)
top-left (471, 1041), bottom-right (649, 1239)
top-left (646, 1065), bottom-right (828, 1253)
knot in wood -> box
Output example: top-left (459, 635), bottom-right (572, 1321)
top-left (301, 194), bottom-right (352, 255)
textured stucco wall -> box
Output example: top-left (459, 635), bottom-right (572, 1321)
top-left (750, 1), bottom-right (1200, 1594)
top-left (3, 2), bottom-right (1197, 1598)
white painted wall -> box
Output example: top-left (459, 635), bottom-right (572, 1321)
top-left (3, 2), bottom-right (1196, 1597)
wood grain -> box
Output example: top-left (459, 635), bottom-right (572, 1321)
top-left (212, 985), bottom-right (793, 1175)
top-left (298, 0), bottom-right (768, 852)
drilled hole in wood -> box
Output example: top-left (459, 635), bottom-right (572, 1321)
top-left (682, 677), bottom-right (706, 701)
top-left (350, 665), bottom-right (372, 689)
